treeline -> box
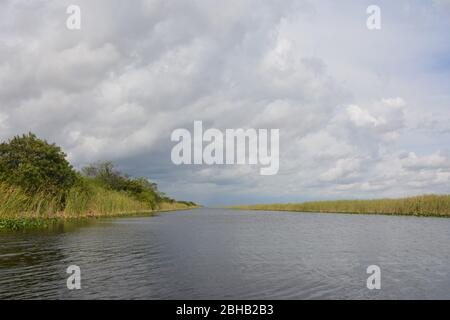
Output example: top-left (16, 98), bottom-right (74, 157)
top-left (227, 195), bottom-right (450, 217)
top-left (0, 133), bottom-right (197, 224)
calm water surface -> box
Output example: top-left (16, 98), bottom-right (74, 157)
top-left (1, 208), bottom-right (450, 299)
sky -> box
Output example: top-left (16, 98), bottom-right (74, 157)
top-left (1, 0), bottom-right (449, 206)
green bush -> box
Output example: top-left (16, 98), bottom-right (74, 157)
top-left (0, 133), bottom-right (76, 199)
top-left (81, 162), bottom-right (160, 208)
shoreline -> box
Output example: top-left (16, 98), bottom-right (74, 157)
top-left (0, 206), bottom-right (200, 231)
top-left (225, 194), bottom-right (450, 218)
top-left (225, 206), bottom-right (450, 218)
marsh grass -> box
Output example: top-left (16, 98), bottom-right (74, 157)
top-left (64, 183), bottom-right (150, 217)
top-left (0, 183), bottom-right (61, 219)
top-left (227, 194), bottom-right (450, 217)
top-left (0, 182), bottom-right (149, 219)
top-left (0, 182), bottom-right (196, 230)
top-left (157, 201), bottom-right (197, 211)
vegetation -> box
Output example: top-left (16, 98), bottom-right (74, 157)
top-left (80, 162), bottom-right (161, 209)
top-left (0, 133), bottom-right (76, 198)
top-left (227, 195), bottom-right (450, 217)
top-left (0, 133), bottom-right (198, 230)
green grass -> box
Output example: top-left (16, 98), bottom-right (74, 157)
top-left (0, 183), bottom-right (61, 219)
top-left (157, 201), bottom-right (199, 211)
top-left (0, 218), bottom-right (53, 231)
top-left (64, 182), bottom-right (151, 217)
top-left (227, 194), bottom-right (450, 217)
top-left (0, 182), bottom-right (197, 230)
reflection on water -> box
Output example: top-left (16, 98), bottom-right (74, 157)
top-left (1, 208), bottom-right (450, 299)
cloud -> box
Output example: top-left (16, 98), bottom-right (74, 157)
top-left (347, 105), bottom-right (382, 127)
top-left (0, 0), bottom-right (449, 205)
top-left (319, 158), bottom-right (361, 182)
top-left (401, 152), bottom-right (450, 170)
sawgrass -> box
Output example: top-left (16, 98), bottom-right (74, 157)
top-left (0, 182), bottom-right (197, 230)
top-left (227, 194), bottom-right (450, 217)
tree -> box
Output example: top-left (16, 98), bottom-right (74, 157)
top-left (81, 161), bottom-right (124, 189)
top-left (0, 133), bottom-right (76, 196)
top-left (81, 161), bottom-right (160, 208)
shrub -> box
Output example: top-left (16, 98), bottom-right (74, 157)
top-left (81, 162), bottom-right (160, 208)
top-left (0, 133), bottom-right (76, 199)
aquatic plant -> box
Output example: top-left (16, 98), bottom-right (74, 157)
top-left (227, 195), bottom-right (450, 217)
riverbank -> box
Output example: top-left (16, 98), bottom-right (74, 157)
top-left (226, 194), bottom-right (450, 217)
top-left (0, 181), bottom-right (199, 230)
top-left (0, 205), bottom-right (200, 231)
top-left (0, 134), bottom-right (199, 230)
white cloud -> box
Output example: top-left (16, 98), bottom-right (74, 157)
top-left (401, 152), bottom-right (450, 170)
top-left (319, 158), bottom-right (361, 182)
top-left (347, 104), bottom-right (382, 127)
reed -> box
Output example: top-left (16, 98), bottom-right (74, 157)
top-left (227, 194), bottom-right (450, 217)
top-left (0, 181), bottom-right (198, 230)
top-left (0, 183), bottom-right (60, 219)
top-left (0, 182), bottom-right (150, 220)
top-left (64, 183), bottom-right (150, 217)
top-left (157, 201), bottom-right (198, 211)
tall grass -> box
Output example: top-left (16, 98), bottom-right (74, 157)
top-left (0, 181), bottom-right (197, 230)
top-left (0, 183), bottom-right (63, 219)
top-left (157, 201), bottom-right (196, 211)
top-left (0, 182), bottom-right (151, 221)
top-left (227, 194), bottom-right (450, 217)
top-left (64, 183), bottom-right (151, 217)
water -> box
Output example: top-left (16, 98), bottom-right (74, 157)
top-left (1, 208), bottom-right (450, 299)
